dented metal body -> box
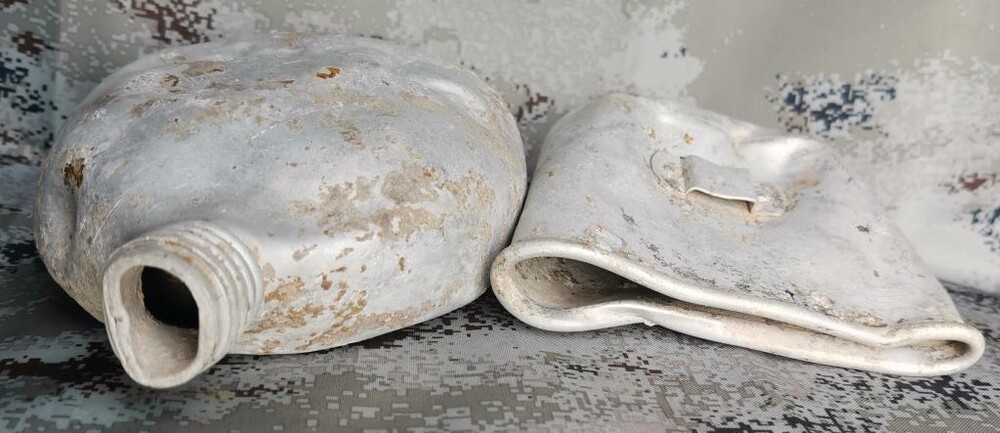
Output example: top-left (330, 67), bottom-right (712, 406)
top-left (491, 94), bottom-right (983, 376)
top-left (34, 33), bottom-right (526, 387)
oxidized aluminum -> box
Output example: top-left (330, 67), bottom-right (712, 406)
top-left (491, 94), bottom-right (983, 376)
top-left (33, 33), bottom-right (527, 387)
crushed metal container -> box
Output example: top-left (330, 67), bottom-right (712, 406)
top-left (33, 33), bottom-right (527, 388)
top-left (491, 94), bottom-right (983, 376)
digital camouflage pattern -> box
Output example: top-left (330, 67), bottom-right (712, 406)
top-left (2, 1), bottom-right (1000, 431)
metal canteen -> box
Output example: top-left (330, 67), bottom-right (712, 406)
top-left (490, 94), bottom-right (983, 376)
top-left (33, 33), bottom-right (527, 388)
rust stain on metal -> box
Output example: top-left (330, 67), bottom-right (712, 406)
top-left (251, 79), bottom-right (296, 90)
top-left (791, 176), bottom-right (820, 190)
top-left (263, 276), bottom-right (305, 304)
top-left (382, 163), bottom-right (438, 205)
top-left (295, 293), bottom-right (370, 350)
top-left (181, 61), bottom-right (225, 77)
top-left (279, 32), bottom-right (307, 48)
top-left (439, 169), bottom-right (496, 213)
top-left (399, 89), bottom-right (442, 110)
top-left (309, 86), bottom-right (397, 116)
top-left (297, 281), bottom-right (462, 350)
top-left (246, 303), bottom-right (325, 332)
top-left (91, 92), bottom-right (119, 111)
top-left (248, 271), bottom-right (334, 333)
top-left (297, 297), bottom-right (438, 351)
top-left (62, 157), bottom-right (86, 189)
top-left (261, 263), bottom-right (276, 283)
top-left (294, 176), bottom-right (447, 243)
top-left (337, 120), bottom-right (365, 149)
top-left (162, 74), bottom-right (179, 87)
top-left (166, 97), bottom-right (268, 139)
top-left (292, 244), bottom-right (318, 262)
top-left (130, 100), bottom-right (158, 117)
top-left (260, 339), bottom-right (280, 354)
top-left (314, 66), bottom-right (341, 79)
top-left (130, 98), bottom-right (176, 118)
top-left (294, 176), bottom-right (376, 235)
top-left (207, 81), bottom-right (248, 91)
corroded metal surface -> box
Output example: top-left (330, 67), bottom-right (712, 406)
top-left (31, 33), bottom-right (526, 386)
top-left (492, 94), bottom-right (983, 376)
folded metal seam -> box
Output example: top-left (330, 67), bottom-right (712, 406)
top-left (492, 239), bottom-right (984, 376)
top-left (490, 93), bottom-right (985, 376)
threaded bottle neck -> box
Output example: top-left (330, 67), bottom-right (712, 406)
top-left (102, 221), bottom-right (262, 388)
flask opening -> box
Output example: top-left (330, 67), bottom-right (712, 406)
top-left (142, 267), bottom-right (200, 329)
top-left (102, 221), bottom-right (262, 388)
top-left (108, 265), bottom-right (201, 384)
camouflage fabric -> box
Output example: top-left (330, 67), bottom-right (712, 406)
top-left (2, 1), bottom-right (1000, 432)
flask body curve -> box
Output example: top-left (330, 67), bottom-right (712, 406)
top-left (34, 33), bottom-right (527, 387)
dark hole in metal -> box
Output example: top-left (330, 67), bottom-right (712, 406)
top-left (141, 267), bottom-right (199, 329)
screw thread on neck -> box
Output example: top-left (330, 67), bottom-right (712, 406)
top-left (102, 221), bottom-right (262, 388)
